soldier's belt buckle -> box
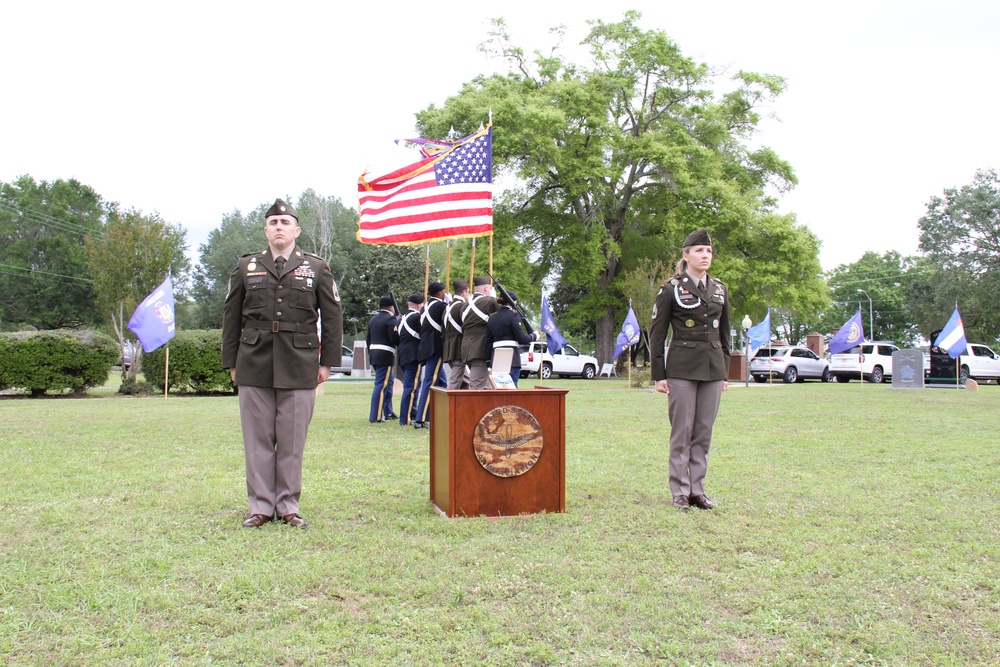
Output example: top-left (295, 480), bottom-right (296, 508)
top-left (272, 322), bottom-right (280, 333)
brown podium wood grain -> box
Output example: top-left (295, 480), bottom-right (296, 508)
top-left (430, 386), bottom-right (568, 518)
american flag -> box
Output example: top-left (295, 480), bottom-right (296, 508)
top-left (357, 127), bottom-right (493, 245)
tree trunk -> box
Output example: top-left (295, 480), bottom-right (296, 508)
top-left (595, 305), bottom-right (616, 365)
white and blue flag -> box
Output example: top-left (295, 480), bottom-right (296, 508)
top-left (934, 307), bottom-right (967, 359)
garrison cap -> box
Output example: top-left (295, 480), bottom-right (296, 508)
top-left (473, 275), bottom-right (491, 287)
top-left (379, 296), bottom-right (394, 308)
top-left (407, 294), bottom-right (425, 305)
top-left (682, 228), bottom-right (711, 248)
top-left (428, 281), bottom-right (446, 294)
top-left (266, 198), bottom-right (297, 220)
top-left (452, 278), bottom-right (469, 292)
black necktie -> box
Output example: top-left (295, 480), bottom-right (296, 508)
top-left (275, 256), bottom-right (285, 274)
top-left (698, 280), bottom-right (705, 291)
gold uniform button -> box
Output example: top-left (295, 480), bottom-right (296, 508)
top-left (276, 311), bottom-right (282, 317)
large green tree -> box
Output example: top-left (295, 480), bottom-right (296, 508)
top-left (85, 209), bottom-right (188, 383)
top-left (916, 168), bottom-right (1000, 342)
top-left (0, 175), bottom-right (105, 329)
top-left (189, 205), bottom-right (268, 329)
top-left (415, 12), bottom-right (824, 362)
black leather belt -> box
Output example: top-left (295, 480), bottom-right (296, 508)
top-left (673, 332), bottom-right (719, 342)
top-left (243, 320), bottom-right (314, 333)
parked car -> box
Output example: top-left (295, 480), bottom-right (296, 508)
top-left (829, 341), bottom-right (899, 384)
top-left (519, 341), bottom-right (599, 380)
top-left (113, 340), bottom-right (140, 370)
top-left (329, 345), bottom-right (355, 376)
top-left (750, 345), bottom-right (830, 383)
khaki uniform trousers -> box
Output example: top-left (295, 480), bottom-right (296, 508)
top-left (666, 378), bottom-right (723, 498)
top-left (467, 359), bottom-right (489, 389)
top-left (239, 385), bottom-right (316, 517)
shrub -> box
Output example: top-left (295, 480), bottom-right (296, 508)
top-left (628, 365), bottom-right (652, 388)
top-left (143, 329), bottom-right (234, 394)
top-left (0, 330), bottom-right (117, 396)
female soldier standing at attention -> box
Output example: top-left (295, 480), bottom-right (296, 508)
top-left (649, 228), bottom-right (730, 511)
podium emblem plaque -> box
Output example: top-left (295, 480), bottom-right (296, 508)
top-left (473, 405), bottom-right (543, 477)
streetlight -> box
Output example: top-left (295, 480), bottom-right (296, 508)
top-left (856, 289), bottom-right (873, 341)
top-left (741, 314), bottom-right (752, 387)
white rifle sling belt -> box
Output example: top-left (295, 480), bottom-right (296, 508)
top-left (445, 300), bottom-right (464, 334)
top-left (401, 313), bottom-right (420, 339)
top-left (421, 300), bottom-right (444, 332)
top-left (463, 293), bottom-right (491, 323)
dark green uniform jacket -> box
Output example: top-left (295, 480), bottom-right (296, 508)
top-left (650, 273), bottom-right (731, 382)
top-left (222, 246), bottom-right (343, 389)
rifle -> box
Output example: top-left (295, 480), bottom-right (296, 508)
top-left (486, 270), bottom-right (535, 336)
top-left (387, 285), bottom-right (402, 319)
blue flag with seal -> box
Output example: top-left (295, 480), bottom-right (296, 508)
top-left (746, 310), bottom-right (771, 355)
top-left (128, 275), bottom-right (176, 353)
top-left (829, 309), bottom-right (865, 355)
top-left (540, 295), bottom-right (567, 355)
top-left (613, 306), bottom-right (642, 360)
top-left (934, 307), bottom-right (967, 359)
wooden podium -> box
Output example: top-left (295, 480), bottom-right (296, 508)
top-left (429, 386), bottom-right (568, 518)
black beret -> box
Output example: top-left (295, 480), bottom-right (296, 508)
top-left (683, 228), bottom-right (711, 247)
top-left (452, 279), bottom-right (469, 292)
top-left (379, 296), bottom-right (394, 308)
top-left (473, 275), bottom-right (491, 287)
top-left (428, 281), bottom-right (446, 294)
top-left (266, 198), bottom-right (297, 220)
top-left (498, 290), bottom-right (518, 305)
top-left (407, 294), bottom-right (425, 305)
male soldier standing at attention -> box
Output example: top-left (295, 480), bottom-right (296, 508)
top-left (396, 294), bottom-right (424, 427)
top-left (461, 276), bottom-right (498, 389)
top-left (413, 281), bottom-right (448, 428)
top-left (222, 198), bottom-right (343, 530)
top-left (443, 278), bottom-right (470, 390)
top-left (365, 296), bottom-right (399, 423)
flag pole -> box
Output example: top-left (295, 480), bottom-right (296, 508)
top-left (423, 244), bottom-right (431, 300)
top-left (489, 232), bottom-right (494, 275)
top-left (445, 240), bottom-right (451, 294)
top-left (469, 237), bottom-right (477, 285)
top-left (163, 345), bottom-right (169, 399)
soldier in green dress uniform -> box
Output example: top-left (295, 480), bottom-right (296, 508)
top-left (649, 228), bottom-right (730, 511)
top-left (222, 198), bottom-right (343, 529)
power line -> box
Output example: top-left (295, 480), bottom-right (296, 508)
top-left (0, 261), bottom-right (92, 285)
top-left (0, 201), bottom-right (105, 240)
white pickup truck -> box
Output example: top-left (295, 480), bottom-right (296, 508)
top-left (957, 343), bottom-right (1000, 383)
top-left (519, 341), bottom-right (600, 380)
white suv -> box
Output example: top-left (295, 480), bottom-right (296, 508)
top-left (519, 341), bottom-right (600, 380)
top-left (829, 342), bottom-right (899, 384)
top-left (960, 343), bottom-right (1000, 383)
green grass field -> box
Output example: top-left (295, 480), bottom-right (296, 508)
top-left (1, 378), bottom-right (998, 666)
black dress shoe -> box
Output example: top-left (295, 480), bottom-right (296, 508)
top-left (672, 495), bottom-right (690, 511)
top-left (689, 494), bottom-right (716, 510)
top-left (384, 414), bottom-right (398, 420)
top-left (281, 513), bottom-right (308, 529)
top-left (370, 419), bottom-right (385, 423)
top-left (413, 421), bottom-right (427, 429)
top-left (242, 514), bottom-right (273, 528)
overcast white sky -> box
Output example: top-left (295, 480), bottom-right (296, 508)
top-left (2, 1), bottom-right (997, 271)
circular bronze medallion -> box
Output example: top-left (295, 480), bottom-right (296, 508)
top-left (685, 319), bottom-right (695, 328)
top-left (473, 405), bottom-right (544, 477)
